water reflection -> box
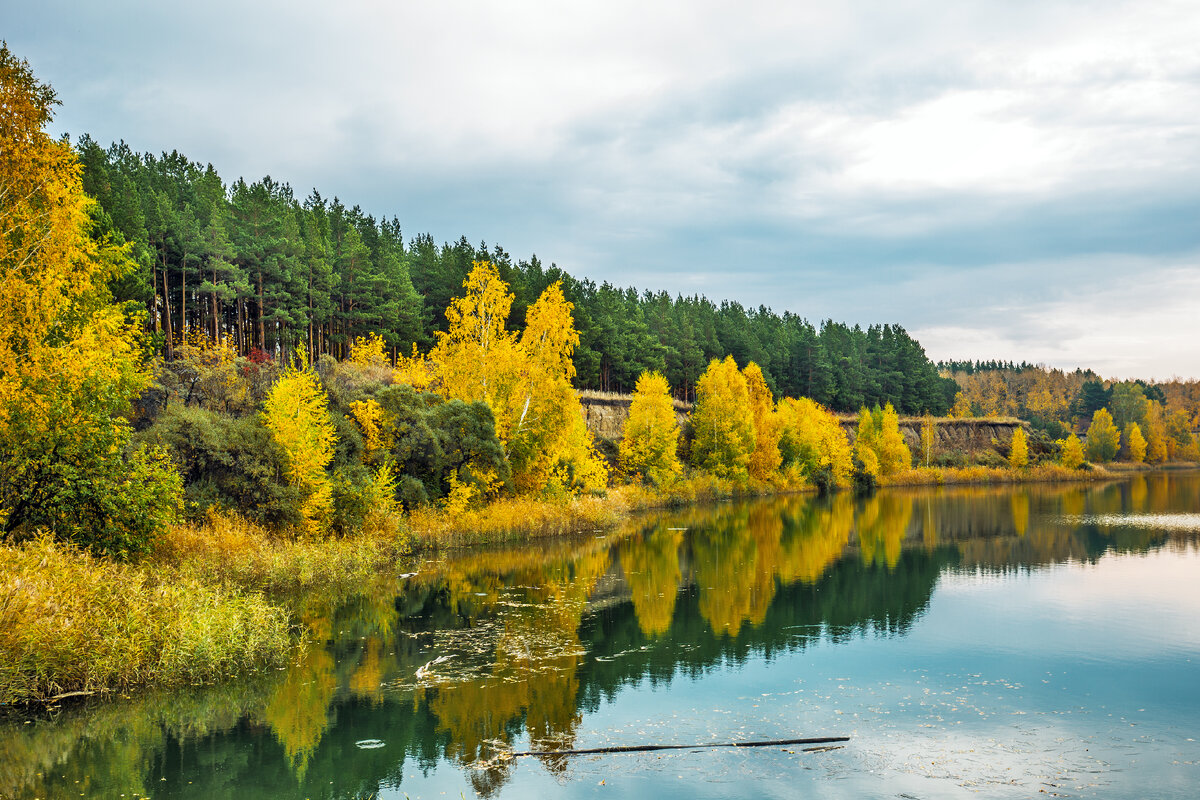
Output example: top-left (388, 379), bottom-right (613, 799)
top-left (2, 472), bottom-right (1197, 799)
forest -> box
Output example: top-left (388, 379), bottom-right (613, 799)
top-left (75, 136), bottom-right (956, 414)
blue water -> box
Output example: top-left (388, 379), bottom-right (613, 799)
top-left (3, 473), bottom-right (1199, 799)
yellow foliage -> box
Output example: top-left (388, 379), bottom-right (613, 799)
top-left (854, 404), bottom-right (911, 477)
top-left (393, 343), bottom-right (436, 392)
top-left (1058, 433), bottom-right (1085, 469)
top-left (1143, 402), bottom-right (1168, 463)
top-left (776, 396), bottom-right (854, 487)
top-left (430, 264), bottom-right (605, 494)
top-left (348, 332), bottom-right (389, 368)
top-left (619, 371), bottom-right (682, 486)
top-left (349, 397), bottom-right (387, 464)
top-left (262, 361), bottom-right (337, 533)
top-left (1008, 427), bottom-right (1029, 469)
top-left (1125, 422), bottom-right (1147, 463)
top-left (951, 391), bottom-right (973, 418)
top-left (920, 413), bottom-right (937, 466)
top-left (690, 356), bottom-right (756, 481)
top-left (0, 45), bottom-right (180, 553)
top-left (743, 363), bottom-right (782, 480)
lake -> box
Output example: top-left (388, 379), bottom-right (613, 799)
top-left (3, 472), bottom-right (1199, 799)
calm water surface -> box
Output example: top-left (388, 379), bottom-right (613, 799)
top-left (4, 473), bottom-right (1199, 799)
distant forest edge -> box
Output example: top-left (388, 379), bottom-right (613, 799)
top-left (76, 137), bottom-right (955, 414)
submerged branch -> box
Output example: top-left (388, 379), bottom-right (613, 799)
top-left (507, 735), bottom-right (850, 757)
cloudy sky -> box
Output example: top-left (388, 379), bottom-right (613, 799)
top-left (10, 0), bottom-right (1200, 378)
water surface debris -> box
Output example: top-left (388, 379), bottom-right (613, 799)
top-left (508, 735), bottom-right (850, 757)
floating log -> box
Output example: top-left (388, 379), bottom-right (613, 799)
top-left (508, 735), bottom-right (849, 757)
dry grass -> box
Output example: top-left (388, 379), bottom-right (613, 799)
top-left (0, 536), bottom-right (292, 704)
top-left (152, 509), bottom-right (413, 598)
top-left (879, 463), bottom-right (1112, 487)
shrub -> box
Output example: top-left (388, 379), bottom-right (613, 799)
top-left (134, 404), bottom-right (303, 528)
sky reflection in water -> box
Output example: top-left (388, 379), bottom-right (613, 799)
top-left (3, 473), bottom-right (1199, 799)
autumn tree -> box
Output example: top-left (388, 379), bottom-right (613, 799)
top-left (776, 397), bottom-right (854, 488)
top-left (1008, 426), bottom-right (1028, 469)
top-left (919, 413), bottom-right (937, 467)
top-left (1125, 422), bottom-right (1147, 463)
top-left (950, 391), bottom-right (973, 418)
top-left (429, 263), bottom-right (605, 494)
top-left (854, 404), bottom-right (911, 477)
top-left (1085, 408), bottom-right (1120, 463)
top-left (854, 408), bottom-right (880, 477)
top-left (743, 362), bottom-right (782, 481)
top-left (690, 356), bottom-right (756, 481)
top-left (0, 45), bottom-right (181, 556)
top-left (1058, 433), bottom-right (1085, 469)
top-left (619, 371), bottom-right (682, 486)
top-left (1143, 401), bottom-right (1168, 463)
top-left (262, 359), bottom-right (337, 532)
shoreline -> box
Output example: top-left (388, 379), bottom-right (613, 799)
top-left (3, 462), bottom-right (1192, 707)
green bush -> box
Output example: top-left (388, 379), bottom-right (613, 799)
top-left (133, 404), bottom-right (302, 528)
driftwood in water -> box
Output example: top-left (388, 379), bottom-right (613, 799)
top-left (508, 735), bottom-right (849, 758)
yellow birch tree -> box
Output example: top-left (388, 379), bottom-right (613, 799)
top-left (1058, 433), bottom-right (1085, 469)
top-left (1125, 422), bottom-right (1147, 463)
top-left (0, 44), bottom-right (181, 556)
top-left (619, 371), bottom-right (681, 486)
top-left (690, 357), bottom-right (756, 481)
top-left (263, 360), bottom-right (338, 532)
top-left (1008, 426), bottom-right (1028, 469)
top-left (743, 363), bottom-right (782, 481)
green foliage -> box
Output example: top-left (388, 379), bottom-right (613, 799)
top-left (78, 135), bottom-right (955, 414)
top-left (133, 403), bottom-right (303, 528)
top-left (1110, 382), bottom-right (1148, 429)
top-left (1085, 408), bottom-right (1120, 463)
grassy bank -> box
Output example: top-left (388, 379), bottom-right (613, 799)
top-left (2, 462), bottom-right (1167, 705)
top-left (879, 463), bottom-right (1115, 488)
top-left (0, 536), bottom-right (292, 705)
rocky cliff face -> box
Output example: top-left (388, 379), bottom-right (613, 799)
top-left (838, 418), bottom-right (1030, 455)
top-left (578, 393), bottom-right (690, 440)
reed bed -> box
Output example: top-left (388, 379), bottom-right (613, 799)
top-left (880, 464), bottom-right (1112, 488)
top-left (0, 536), bottom-right (291, 705)
top-left (153, 510), bottom-right (411, 598)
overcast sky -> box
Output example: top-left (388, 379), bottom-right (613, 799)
top-left (10, 0), bottom-right (1200, 378)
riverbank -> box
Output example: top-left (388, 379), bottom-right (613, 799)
top-left (878, 463), bottom-right (1117, 487)
top-left (2, 462), bottom-right (1183, 705)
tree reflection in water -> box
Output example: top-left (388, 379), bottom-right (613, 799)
top-left (1, 474), bottom-right (1192, 800)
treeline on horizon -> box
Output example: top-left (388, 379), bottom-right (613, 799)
top-left (75, 137), bottom-right (957, 414)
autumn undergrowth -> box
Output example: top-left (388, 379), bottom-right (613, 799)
top-left (0, 536), bottom-right (291, 705)
top-left (153, 509), bottom-right (413, 600)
